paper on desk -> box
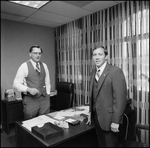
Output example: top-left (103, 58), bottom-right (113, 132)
top-left (74, 106), bottom-right (89, 115)
top-left (22, 106), bottom-right (89, 131)
top-left (55, 106), bottom-right (89, 117)
top-left (65, 118), bottom-right (76, 123)
top-left (75, 106), bottom-right (89, 112)
top-left (22, 123), bottom-right (32, 131)
top-left (22, 115), bottom-right (59, 131)
top-left (54, 116), bottom-right (65, 120)
top-left (54, 120), bottom-right (69, 128)
top-left (56, 109), bottom-right (75, 117)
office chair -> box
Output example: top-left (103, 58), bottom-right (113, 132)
top-left (135, 123), bottom-right (149, 147)
top-left (54, 81), bottom-right (74, 111)
top-left (120, 115), bottom-right (150, 147)
top-left (119, 113), bottom-right (144, 147)
top-left (118, 99), bottom-right (149, 147)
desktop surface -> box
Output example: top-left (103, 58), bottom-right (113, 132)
top-left (15, 106), bottom-right (98, 147)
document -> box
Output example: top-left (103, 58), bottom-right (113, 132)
top-left (56, 108), bottom-right (75, 117)
top-left (55, 106), bottom-right (89, 117)
top-left (74, 106), bottom-right (89, 115)
top-left (22, 115), bottom-right (59, 131)
top-left (65, 118), bottom-right (76, 123)
top-left (22, 106), bottom-right (89, 131)
top-left (54, 116), bottom-right (65, 120)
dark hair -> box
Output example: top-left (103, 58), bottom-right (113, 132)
top-left (92, 46), bottom-right (108, 56)
top-left (29, 45), bottom-right (43, 53)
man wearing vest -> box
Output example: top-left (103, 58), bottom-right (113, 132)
top-left (13, 45), bottom-right (51, 120)
top-left (86, 46), bottom-right (127, 147)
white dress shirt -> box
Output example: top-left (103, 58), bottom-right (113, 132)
top-left (96, 61), bottom-right (107, 76)
top-left (13, 59), bottom-right (51, 95)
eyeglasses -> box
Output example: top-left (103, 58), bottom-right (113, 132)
top-left (31, 52), bottom-right (42, 55)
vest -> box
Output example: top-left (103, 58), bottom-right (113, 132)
top-left (25, 61), bottom-right (46, 97)
top-left (92, 79), bottom-right (99, 112)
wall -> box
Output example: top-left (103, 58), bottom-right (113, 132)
top-left (1, 19), bottom-right (56, 99)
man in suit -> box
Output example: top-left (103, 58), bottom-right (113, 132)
top-left (13, 45), bottom-right (51, 120)
top-left (86, 46), bottom-right (127, 147)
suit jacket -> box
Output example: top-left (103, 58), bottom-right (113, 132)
top-left (89, 63), bottom-right (127, 131)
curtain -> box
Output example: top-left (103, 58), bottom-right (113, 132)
top-left (55, 1), bottom-right (149, 144)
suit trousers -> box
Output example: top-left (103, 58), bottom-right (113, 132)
top-left (22, 94), bottom-right (50, 120)
top-left (93, 111), bottom-right (119, 147)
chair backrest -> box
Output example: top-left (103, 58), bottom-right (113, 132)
top-left (55, 82), bottom-right (74, 111)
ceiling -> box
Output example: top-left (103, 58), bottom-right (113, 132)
top-left (1, 1), bottom-right (123, 28)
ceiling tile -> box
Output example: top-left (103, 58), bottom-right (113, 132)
top-left (63, 1), bottom-right (93, 7)
top-left (1, 1), bottom-right (123, 28)
top-left (41, 1), bottom-right (93, 19)
top-left (30, 10), bottom-right (74, 24)
top-left (1, 1), bottom-right (37, 17)
top-left (83, 1), bottom-right (117, 12)
top-left (1, 12), bottom-right (26, 22)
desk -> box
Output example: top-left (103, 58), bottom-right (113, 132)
top-left (15, 118), bottom-right (98, 147)
top-left (2, 100), bottom-right (24, 135)
top-left (15, 106), bottom-right (135, 147)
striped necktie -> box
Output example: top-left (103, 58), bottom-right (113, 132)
top-left (95, 69), bottom-right (100, 82)
top-left (36, 63), bottom-right (40, 74)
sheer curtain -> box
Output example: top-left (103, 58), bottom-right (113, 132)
top-left (55, 1), bottom-right (149, 144)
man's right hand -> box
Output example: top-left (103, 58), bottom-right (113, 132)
top-left (86, 112), bottom-right (91, 125)
top-left (27, 88), bottom-right (39, 95)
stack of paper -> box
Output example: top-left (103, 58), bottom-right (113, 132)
top-left (56, 108), bottom-right (75, 117)
top-left (22, 106), bottom-right (89, 131)
top-left (22, 115), bottom-right (59, 131)
top-left (55, 105), bottom-right (89, 117)
top-left (75, 106), bottom-right (89, 114)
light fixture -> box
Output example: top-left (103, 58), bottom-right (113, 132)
top-left (10, 1), bottom-right (49, 9)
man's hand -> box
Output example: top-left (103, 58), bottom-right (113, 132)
top-left (111, 123), bottom-right (119, 132)
top-left (86, 112), bottom-right (91, 125)
top-left (27, 88), bottom-right (39, 95)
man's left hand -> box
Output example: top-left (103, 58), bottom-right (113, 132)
top-left (111, 123), bottom-right (119, 132)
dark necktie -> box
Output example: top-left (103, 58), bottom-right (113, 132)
top-left (95, 69), bottom-right (100, 82)
top-left (36, 63), bottom-right (40, 74)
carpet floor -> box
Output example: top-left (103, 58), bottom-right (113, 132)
top-left (1, 123), bottom-right (16, 147)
